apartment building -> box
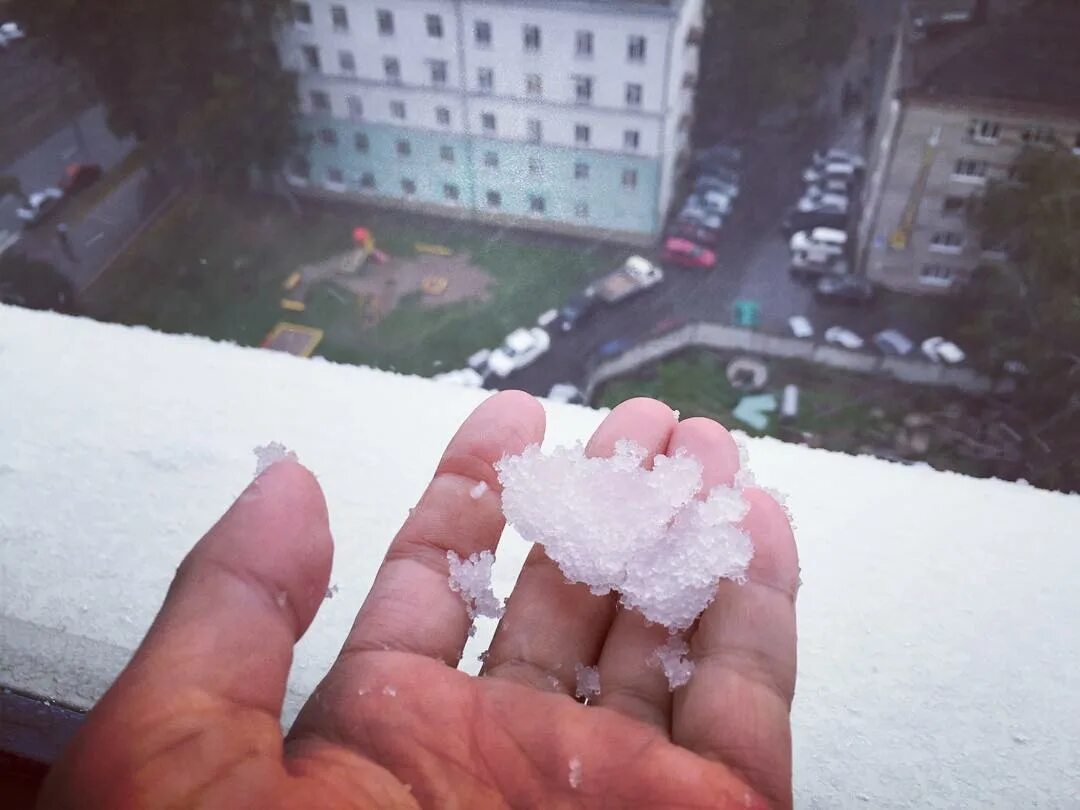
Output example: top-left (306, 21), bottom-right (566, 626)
top-left (858, 0), bottom-right (1080, 294)
top-left (278, 0), bottom-right (705, 243)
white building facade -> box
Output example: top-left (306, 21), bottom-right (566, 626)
top-left (279, 0), bottom-right (705, 243)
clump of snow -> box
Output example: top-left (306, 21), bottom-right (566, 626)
top-left (652, 636), bottom-right (695, 689)
top-left (574, 663), bottom-right (601, 700)
top-left (568, 757), bottom-right (583, 789)
top-left (382, 685), bottom-right (397, 697)
top-left (469, 480), bottom-right (489, 500)
top-left (447, 550), bottom-right (505, 620)
top-left (253, 441), bottom-right (296, 475)
top-left (496, 440), bottom-right (753, 631)
top-left (732, 433), bottom-right (756, 488)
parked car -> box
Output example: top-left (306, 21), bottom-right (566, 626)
top-left (695, 172), bottom-right (740, 198)
top-left (589, 255), bottom-right (664, 304)
top-left (814, 274), bottom-right (875, 304)
top-left (812, 148), bottom-right (867, 171)
top-left (661, 237), bottom-right (717, 269)
top-left (433, 368), bottom-right (485, 387)
top-left (487, 327), bottom-right (551, 377)
top-left (782, 205), bottom-right (849, 236)
top-left (678, 206), bottom-right (723, 232)
top-left (806, 177), bottom-right (853, 197)
top-left (16, 188), bottom-right (64, 228)
top-left (873, 329), bottom-right (914, 356)
top-left (824, 326), bottom-right (864, 350)
top-left (789, 226), bottom-right (848, 258)
top-left (797, 192), bottom-right (849, 213)
top-left (694, 143), bottom-right (744, 171)
top-left (791, 253), bottom-right (845, 279)
top-left (803, 161), bottom-right (859, 186)
top-left (788, 315), bottom-right (814, 339)
top-left (666, 220), bottom-right (720, 247)
top-left (700, 189), bottom-right (733, 215)
top-left (60, 163), bottom-right (103, 196)
top-left (556, 293), bottom-right (596, 332)
top-left (467, 348), bottom-right (492, 378)
top-left (547, 383), bottom-right (585, 404)
top-left (922, 336), bottom-right (966, 364)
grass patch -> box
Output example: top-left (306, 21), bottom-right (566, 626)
top-left (81, 189), bottom-right (629, 374)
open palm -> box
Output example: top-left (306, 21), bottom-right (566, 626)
top-left (41, 393), bottom-right (798, 809)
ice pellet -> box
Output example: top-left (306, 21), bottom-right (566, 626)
top-left (652, 636), bottom-right (695, 690)
top-left (382, 685), bottom-right (397, 697)
top-left (568, 757), bottom-right (583, 789)
top-left (470, 480), bottom-right (489, 499)
top-left (496, 440), bottom-right (754, 634)
top-left (447, 550), bottom-right (504, 620)
top-left (575, 664), bottom-right (601, 700)
top-left (253, 441), bottom-right (297, 476)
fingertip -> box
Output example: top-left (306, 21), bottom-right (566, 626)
top-left (742, 488), bottom-right (800, 597)
top-left (668, 417), bottom-right (740, 489)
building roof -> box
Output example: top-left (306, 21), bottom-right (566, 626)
top-left (906, 0), bottom-right (1080, 113)
top-left (2, 304), bottom-right (1080, 805)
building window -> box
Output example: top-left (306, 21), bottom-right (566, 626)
top-left (339, 51), bottom-right (356, 74)
top-left (444, 183), bottom-right (460, 201)
top-left (576, 30), bottom-right (593, 58)
top-left (953, 158), bottom-right (988, 183)
top-left (930, 231), bottom-right (964, 253)
top-left (309, 90), bottom-right (330, 112)
top-left (626, 83), bottom-right (643, 107)
top-left (528, 156), bottom-right (541, 176)
top-left (527, 118), bottom-right (542, 143)
top-left (628, 35), bottom-right (647, 62)
top-left (401, 178), bottom-right (416, 195)
top-left (301, 45), bottom-right (321, 72)
top-left (429, 60), bottom-right (448, 86)
top-left (354, 132), bottom-right (369, 153)
top-left (330, 4), bottom-right (348, 31)
top-left (968, 119), bottom-right (1001, 144)
top-left (426, 14), bottom-right (443, 38)
top-left (523, 24), bottom-right (541, 52)
top-left (942, 195), bottom-right (968, 215)
top-left (396, 139), bottom-right (411, 157)
top-left (435, 106), bottom-right (451, 126)
top-left (1021, 126), bottom-right (1056, 147)
top-left (525, 73), bottom-right (542, 97)
top-left (530, 194), bottom-right (546, 213)
top-left (326, 167), bottom-right (344, 185)
top-left (622, 168), bottom-right (638, 188)
top-left (573, 75), bottom-right (593, 104)
top-left (574, 124), bottom-right (590, 145)
top-left (486, 190), bottom-right (502, 208)
top-left (390, 100), bottom-right (406, 119)
top-left (288, 156), bottom-right (310, 180)
top-left (292, 2), bottom-right (312, 25)
top-left (475, 20), bottom-right (491, 47)
top-left (574, 162), bottom-right (589, 180)
top-left (377, 9), bottom-right (394, 36)
top-left (359, 172), bottom-right (375, 189)
top-left (477, 67), bottom-right (494, 92)
top-left (440, 145), bottom-right (455, 163)
top-left (318, 127), bottom-right (338, 146)
top-left (919, 263), bottom-right (956, 287)
top-left (384, 57), bottom-right (401, 83)
top-left (574, 201), bottom-right (588, 219)
top-left (624, 130), bottom-right (640, 150)
top-left (483, 150), bottom-right (499, 168)
top-left (346, 95), bottom-right (363, 119)
top-left (482, 112), bottom-right (496, 133)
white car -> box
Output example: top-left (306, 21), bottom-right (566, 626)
top-left (487, 327), bottom-right (551, 378)
top-left (788, 315), bottom-right (814, 339)
top-left (789, 226), bottom-right (848, 257)
top-left (921, 336), bottom-right (966, 364)
top-left (0, 22), bottom-right (26, 47)
top-left (547, 383), bottom-right (585, 404)
top-left (803, 161), bottom-right (858, 185)
top-left (812, 148), bottom-right (867, 170)
top-left (701, 190), bottom-right (733, 215)
top-left (16, 187), bottom-right (63, 227)
top-left (824, 326), bottom-right (864, 350)
top-left (433, 368), bottom-right (485, 387)
top-left (797, 192), bottom-right (849, 213)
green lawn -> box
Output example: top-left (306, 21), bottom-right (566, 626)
top-left (82, 189), bottom-right (629, 374)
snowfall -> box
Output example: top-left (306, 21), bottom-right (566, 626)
top-left (2, 304), bottom-right (1080, 807)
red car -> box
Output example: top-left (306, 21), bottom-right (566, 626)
top-left (666, 220), bottom-right (719, 247)
top-left (661, 237), bottom-right (717, 269)
top-left (60, 163), bottom-right (103, 196)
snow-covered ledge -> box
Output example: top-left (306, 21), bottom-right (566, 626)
top-left (1, 304), bottom-right (1079, 806)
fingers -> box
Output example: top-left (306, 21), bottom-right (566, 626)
top-left (482, 398), bottom-right (676, 694)
top-left (593, 418), bottom-right (740, 730)
top-left (334, 390), bottom-right (545, 667)
top-left (672, 488), bottom-right (799, 810)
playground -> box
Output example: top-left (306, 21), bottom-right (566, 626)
top-left (81, 189), bottom-right (627, 373)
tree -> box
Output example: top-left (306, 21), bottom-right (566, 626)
top-left (696, 0), bottom-right (858, 133)
top-left (0, 253), bottom-right (75, 313)
top-left (969, 146), bottom-right (1080, 490)
top-left (0, 174), bottom-right (28, 205)
top-left (8, 0), bottom-right (299, 188)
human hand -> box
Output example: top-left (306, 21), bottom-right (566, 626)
top-left (40, 392), bottom-right (798, 808)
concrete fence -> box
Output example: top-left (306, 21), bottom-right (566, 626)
top-left (585, 321), bottom-right (1010, 399)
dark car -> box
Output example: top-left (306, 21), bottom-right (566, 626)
top-left (694, 143), bottom-right (744, 170)
top-left (60, 163), bottom-right (103, 196)
top-left (666, 220), bottom-right (719, 247)
top-left (556, 293), bottom-right (596, 333)
top-left (814, 274), bottom-right (875, 304)
top-left (782, 206), bottom-right (849, 237)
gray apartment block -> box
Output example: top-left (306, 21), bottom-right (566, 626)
top-left (858, 0), bottom-right (1080, 294)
